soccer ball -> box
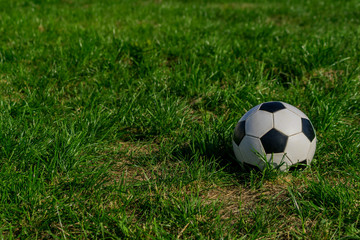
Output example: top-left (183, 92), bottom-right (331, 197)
top-left (232, 101), bottom-right (316, 171)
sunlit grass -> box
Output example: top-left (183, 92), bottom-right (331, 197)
top-left (0, 0), bottom-right (359, 238)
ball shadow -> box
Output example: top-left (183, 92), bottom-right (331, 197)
top-left (171, 137), bottom-right (261, 184)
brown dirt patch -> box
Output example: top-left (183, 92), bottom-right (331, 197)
top-left (106, 141), bottom-right (161, 182)
top-left (311, 68), bottom-right (345, 88)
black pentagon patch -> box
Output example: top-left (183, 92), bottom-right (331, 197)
top-left (260, 129), bottom-right (288, 153)
top-left (302, 118), bottom-right (315, 142)
top-left (233, 121), bottom-right (246, 145)
top-left (259, 101), bottom-right (285, 113)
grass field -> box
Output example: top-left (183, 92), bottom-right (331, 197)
top-left (0, 0), bottom-right (359, 239)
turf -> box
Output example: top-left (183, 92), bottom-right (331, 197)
top-left (0, 0), bottom-right (359, 239)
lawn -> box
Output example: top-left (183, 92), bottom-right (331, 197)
top-left (0, 0), bottom-right (359, 239)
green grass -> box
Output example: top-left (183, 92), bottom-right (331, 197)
top-left (0, 0), bottom-right (359, 238)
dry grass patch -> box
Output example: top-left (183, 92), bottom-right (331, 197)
top-left (202, 185), bottom-right (242, 222)
top-left (311, 68), bottom-right (345, 89)
top-left (0, 76), bottom-right (24, 102)
top-left (117, 140), bottom-right (160, 159)
top-left (266, 15), bottom-right (292, 26)
top-left (107, 141), bottom-right (161, 182)
top-left (200, 176), bottom-right (295, 221)
top-left (105, 140), bottom-right (182, 184)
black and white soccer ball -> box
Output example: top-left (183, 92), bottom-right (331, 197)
top-left (232, 101), bottom-right (316, 171)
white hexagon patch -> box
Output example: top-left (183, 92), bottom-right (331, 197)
top-left (239, 136), bottom-right (265, 168)
top-left (285, 133), bottom-right (311, 163)
top-left (239, 104), bottom-right (261, 122)
top-left (281, 102), bottom-right (308, 119)
top-left (307, 138), bottom-right (317, 163)
top-left (274, 109), bottom-right (302, 136)
top-left (266, 153), bottom-right (292, 171)
top-left (245, 110), bottom-right (273, 137)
